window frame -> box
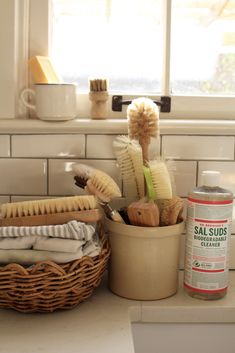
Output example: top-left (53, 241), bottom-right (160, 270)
top-left (2, 0), bottom-right (234, 120)
top-left (0, 0), bottom-right (29, 119)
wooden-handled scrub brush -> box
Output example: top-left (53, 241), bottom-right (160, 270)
top-left (72, 163), bottom-right (121, 203)
top-left (128, 98), bottom-right (173, 195)
top-left (125, 98), bottom-right (161, 226)
top-left (72, 163), bottom-right (124, 223)
top-left (0, 195), bottom-right (100, 226)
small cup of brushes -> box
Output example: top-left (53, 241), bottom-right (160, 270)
top-left (89, 77), bottom-right (109, 119)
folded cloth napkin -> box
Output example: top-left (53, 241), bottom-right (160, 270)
top-left (34, 237), bottom-right (85, 253)
top-left (0, 236), bottom-right (86, 253)
top-left (0, 235), bottom-right (37, 250)
top-left (0, 221), bottom-right (102, 263)
top-left (0, 220), bottom-right (95, 240)
top-left (0, 245), bottom-right (101, 265)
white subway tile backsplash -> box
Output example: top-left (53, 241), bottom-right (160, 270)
top-left (0, 127), bottom-right (234, 268)
top-left (87, 135), bottom-right (117, 158)
top-left (173, 161), bottom-right (197, 197)
top-left (11, 134), bottom-right (85, 158)
top-left (0, 159), bottom-right (47, 195)
top-left (48, 159), bottom-right (121, 195)
top-left (198, 161), bottom-right (235, 195)
top-left (87, 134), bottom-right (160, 159)
top-left (48, 159), bottom-right (85, 196)
top-left (162, 136), bottom-right (234, 160)
top-left (0, 135), bottom-right (10, 157)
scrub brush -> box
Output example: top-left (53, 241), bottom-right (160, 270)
top-left (147, 159), bottom-right (173, 200)
top-left (0, 195), bottom-right (100, 226)
top-left (127, 97), bottom-right (159, 162)
top-left (157, 196), bottom-right (184, 226)
top-left (72, 163), bottom-right (124, 223)
top-left (72, 163), bottom-right (121, 203)
top-left (89, 78), bottom-right (109, 119)
top-left (113, 135), bottom-right (145, 203)
top-left (127, 166), bottom-right (160, 227)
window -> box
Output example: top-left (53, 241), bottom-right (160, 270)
top-left (0, 0), bottom-right (28, 118)
top-left (51, 0), bottom-right (163, 93)
top-left (1, 0), bottom-right (234, 119)
top-left (49, 0), bottom-right (235, 119)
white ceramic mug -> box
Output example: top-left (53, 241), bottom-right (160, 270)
top-left (20, 83), bottom-right (77, 121)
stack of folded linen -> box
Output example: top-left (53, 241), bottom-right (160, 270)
top-left (0, 220), bottom-right (101, 264)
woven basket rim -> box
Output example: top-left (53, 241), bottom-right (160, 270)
top-left (0, 221), bottom-right (110, 313)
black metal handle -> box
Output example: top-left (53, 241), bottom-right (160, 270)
top-left (112, 95), bottom-right (171, 113)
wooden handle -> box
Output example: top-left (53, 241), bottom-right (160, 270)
top-left (127, 201), bottom-right (159, 227)
top-left (0, 209), bottom-right (102, 226)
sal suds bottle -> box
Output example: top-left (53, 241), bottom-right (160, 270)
top-left (184, 170), bottom-right (233, 300)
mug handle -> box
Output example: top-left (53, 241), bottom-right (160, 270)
top-left (20, 88), bottom-right (36, 110)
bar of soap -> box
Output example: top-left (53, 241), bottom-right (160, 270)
top-left (29, 56), bottom-right (61, 83)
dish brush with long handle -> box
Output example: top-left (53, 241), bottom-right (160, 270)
top-left (127, 97), bottom-right (159, 162)
top-left (126, 98), bottom-right (161, 226)
top-left (127, 167), bottom-right (160, 227)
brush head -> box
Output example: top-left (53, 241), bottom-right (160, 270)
top-left (127, 97), bottom-right (159, 145)
top-left (89, 78), bottom-right (108, 92)
top-left (148, 160), bottom-right (173, 199)
top-left (157, 196), bottom-right (184, 226)
top-left (72, 163), bottom-right (121, 202)
top-left (87, 170), bottom-right (121, 203)
top-left (143, 166), bottom-right (156, 201)
top-left (113, 135), bottom-right (145, 202)
top-left (0, 195), bottom-right (98, 219)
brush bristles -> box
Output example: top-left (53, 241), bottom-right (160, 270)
top-left (73, 163), bottom-right (121, 200)
top-left (113, 136), bottom-right (144, 202)
top-left (0, 195), bottom-right (98, 219)
top-left (148, 160), bottom-right (173, 199)
top-left (127, 142), bottom-right (145, 198)
top-left (89, 78), bottom-right (108, 92)
top-left (90, 170), bottom-right (121, 199)
top-left (127, 97), bottom-right (159, 143)
top-left (114, 147), bottom-right (138, 202)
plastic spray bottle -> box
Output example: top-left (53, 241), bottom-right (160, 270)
top-left (184, 170), bottom-right (233, 300)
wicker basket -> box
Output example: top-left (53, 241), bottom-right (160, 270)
top-left (0, 222), bottom-right (110, 313)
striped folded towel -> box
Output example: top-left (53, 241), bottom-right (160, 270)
top-left (0, 220), bottom-right (95, 240)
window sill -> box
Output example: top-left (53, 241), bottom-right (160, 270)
top-left (0, 118), bottom-right (235, 135)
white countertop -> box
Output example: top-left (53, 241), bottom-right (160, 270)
top-left (1, 271), bottom-right (235, 353)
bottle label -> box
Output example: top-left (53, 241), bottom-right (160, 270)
top-left (184, 197), bottom-right (233, 293)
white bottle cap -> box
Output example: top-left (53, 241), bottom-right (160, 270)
top-left (201, 170), bottom-right (221, 187)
